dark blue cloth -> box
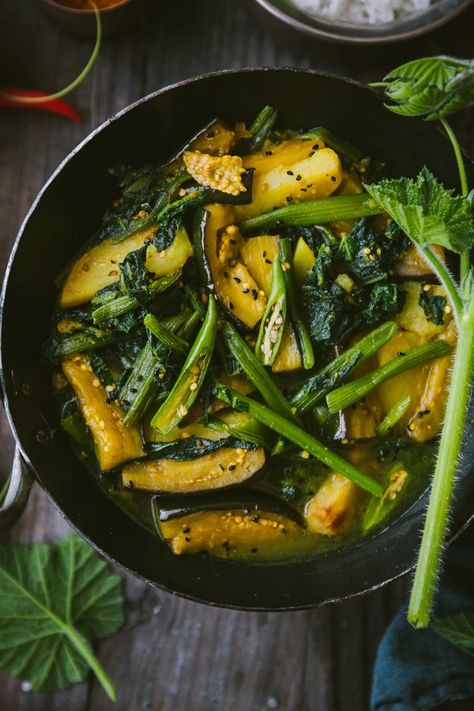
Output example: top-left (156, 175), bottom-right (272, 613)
top-left (371, 524), bottom-right (474, 711)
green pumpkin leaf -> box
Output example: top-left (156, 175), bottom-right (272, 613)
top-left (365, 168), bottom-right (474, 254)
top-left (0, 535), bottom-right (123, 699)
top-left (433, 612), bottom-right (474, 657)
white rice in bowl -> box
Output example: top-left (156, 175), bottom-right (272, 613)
top-left (290, 0), bottom-right (438, 25)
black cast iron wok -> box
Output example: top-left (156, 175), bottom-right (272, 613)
top-left (1, 68), bottom-right (473, 610)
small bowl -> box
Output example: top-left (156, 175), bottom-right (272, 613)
top-left (37, 0), bottom-right (149, 39)
top-left (252, 0), bottom-right (474, 44)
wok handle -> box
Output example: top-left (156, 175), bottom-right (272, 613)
top-left (0, 447), bottom-right (34, 532)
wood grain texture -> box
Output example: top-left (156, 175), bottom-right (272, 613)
top-left (0, 1), bottom-right (472, 709)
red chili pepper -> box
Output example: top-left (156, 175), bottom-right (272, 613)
top-left (0, 88), bottom-right (82, 123)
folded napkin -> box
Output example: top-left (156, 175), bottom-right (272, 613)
top-left (371, 523), bottom-right (474, 711)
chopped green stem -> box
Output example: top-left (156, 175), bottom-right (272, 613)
top-left (327, 340), bottom-right (452, 413)
top-left (207, 415), bottom-right (271, 448)
top-left (279, 237), bottom-right (314, 369)
top-left (291, 321), bottom-right (398, 414)
top-left (50, 329), bottom-right (121, 359)
top-left (408, 291), bottom-right (474, 628)
top-left (161, 310), bottom-right (192, 332)
top-left (239, 193), bottom-right (383, 233)
top-left (121, 341), bottom-right (159, 427)
top-left (144, 313), bottom-right (188, 354)
top-left (214, 386), bottom-right (383, 497)
top-left (178, 310), bottom-right (201, 341)
top-left (1, 3), bottom-right (101, 104)
top-left (92, 271), bottom-right (181, 323)
top-left (151, 296), bottom-right (217, 434)
top-left (255, 257), bottom-right (287, 366)
top-left (439, 117), bottom-right (470, 282)
top-left (185, 286), bottom-right (207, 317)
top-left (299, 127), bottom-right (364, 164)
top-left (376, 396), bottom-right (412, 437)
top-left (238, 105), bottom-right (278, 154)
top-left (221, 321), bottom-right (300, 425)
top-left (418, 245), bottom-right (463, 325)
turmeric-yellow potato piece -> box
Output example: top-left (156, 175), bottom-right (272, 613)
top-left (396, 282), bottom-right (452, 339)
top-left (60, 225), bottom-right (193, 308)
top-left (234, 139), bottom-right (342, 220)
top-left (240, 235), bottom-right (279, 295)
top-left (62, 355), bottom-right (144, 471)
top-left (305, 472), bottom-right (357, 536)
top-left (376, 331), bottom-right (428, 430)
top-left (122, 447), bottom-right (265, 494)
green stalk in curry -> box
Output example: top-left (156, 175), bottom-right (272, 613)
top-left (238, 193), bottom-right (383, 233)
top-left (255, 256), bottom-right (287, 367)
top-left (151, 295), bottom-right (217, 434)
top-left (327, 341), bottom-right (452, 414)
top-left (213, 385), bottom-right (383, 498)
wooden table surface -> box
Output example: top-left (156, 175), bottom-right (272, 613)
top-left (0, 2), bottom-right (472, 709)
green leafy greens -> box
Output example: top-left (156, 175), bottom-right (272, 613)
top-left (0, 535), bottom-right (123, 699)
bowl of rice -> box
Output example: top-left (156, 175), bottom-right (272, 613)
top-left (252, 0), bottom-right (473, 43)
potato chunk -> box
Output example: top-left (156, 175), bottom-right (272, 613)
top-left (60, 225), bottom-right (193, 308)
top-left (395, 282), bottom-right (452, 338)
top-left (234, 139), bottom-right (342, 220)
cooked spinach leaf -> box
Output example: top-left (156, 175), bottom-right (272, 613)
top-left (419, 283), bottom-right (447, 325)
top-left (146, 436), bottom-right (257, 460)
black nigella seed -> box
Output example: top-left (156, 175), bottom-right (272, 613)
top-left (287, 170), bottom-right (294, 176)
top-left (308, 151), bottom-right (315, 157)
top-left (242, 288), bottom-right (250, 294)
top-left (331, 176), bottom-right (337, 182)
top-left (397, 351), bottom-right (406, 357)
top-left (183, 527), bottom-right (191, 533)
top-left (233, 276), bottom-right (241, 283)
top-left (252, 289), bottom-right (258, 300)
top-left (228, 465), bottom-right (236, 471)
top-left (312, 143), bottom-right (319, 150)
top-left (229, 302), bottom-right (234, 310)
top-left (296, 175), bottom-right (302, 181)
top-left (266, 150), bottom-right (273, 156)
top-left (265, 258), bottom-right (272, 264)
top-left (263, 250), bottom-right (267, 257)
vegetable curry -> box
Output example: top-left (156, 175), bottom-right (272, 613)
top-left (46, 107), bottom-right (454, 560)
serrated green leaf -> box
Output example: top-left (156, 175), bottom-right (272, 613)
top-left (365, 168), bottom-right (474, 254)
top-left (0, 535), bottom-right (123, 697)
top-left (433, 612), bottom-right (474, 657)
